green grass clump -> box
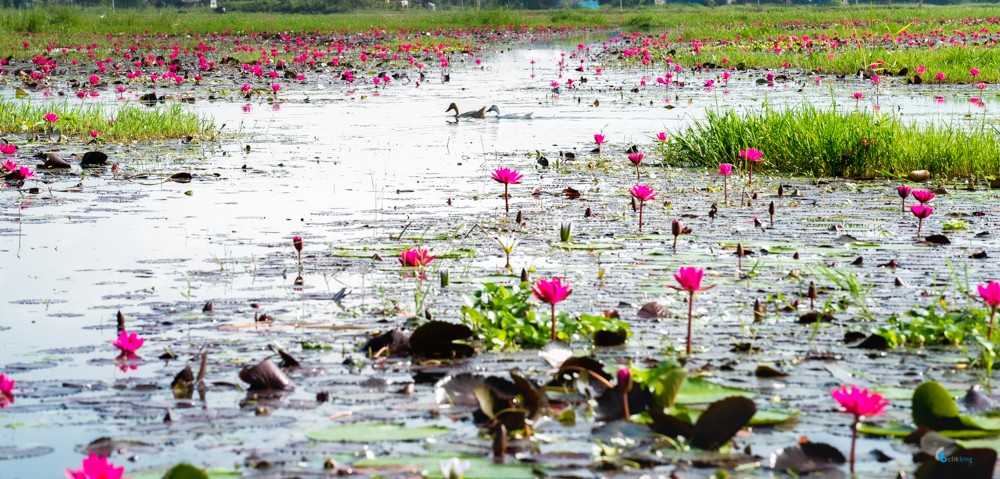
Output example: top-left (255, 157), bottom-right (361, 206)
top-left (0, 99), bottom-right (215, 142)
top-left (668, 103), bottom-right (999, 179)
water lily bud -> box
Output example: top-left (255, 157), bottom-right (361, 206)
top-left (769, 201), bottom-right (776, 216)
top-left (439, 269), bottom-right (450, 288)
top-left (559, 222), bottom-right (572, 242)
top-left (584, 207), bottom-right (593, 218)
top-left (671, 219), bottom-right (682, 237)
top-left (778, 185), bottom-right (784, 197)
top-left (515, 210), bottom-right (523, 225)
top-left (808, 281), bottom-right (817, 300)
top-left (520, 268), bottom-right (530, 284)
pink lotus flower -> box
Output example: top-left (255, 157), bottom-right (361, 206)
top-left (627, 152), bottom-right (644, 181)
top-left (594, 133), bottom-right (606, 153)
top-left (241, 83), bottom-right (252, 93)
top-left (0, 373), bottom-right (14, 408)
top-left (0, 144), bottom-right (16, 154)
top-left (897, 185), bottom-right (912, 211)
top-left (88, 75), bottom-right (100, 86)
top-left (911, 190), bottom-right (935, 204)
top-left (617, 367), bottom-right (633, 418)
top-left (655, 131), bottom-right (667, 142)
top-left (832, 385), bottom-right (888, 474)
top-left (719, 163), bottom-right (733, 202)
top-left (977, 82), bottom-right (987, 91)
top-left (979, 281), bottom-right (1000, 340)
top-left (44, 112), bottom-right (59, 123)
top-left (399, 248), bottom-right (434, 268)
top-left (970, 68), bottom-right (980, 77)
top-left (668, 267), bottom-right (715, 355)
top-left (112, 330), bottom-right (144, 355)
top-left (89, 130), bottom-right (101, 138)
top-left (292, 235), bottom-right (303, 264)
top-left (532, 278), bottom-right (572, 342)
top-left (1, 159), bottom-right (16, 171)
top-left (739, 148), bottom-right (763, 183)
top-left (916, 65), bottom-right (926, 74)
top-left (936, 72), bottom-right (946, 81)
top-left (910, 204), bottom-right (933, 237)
top-left (491, 167), bottom-right (522, 213)
top-left (65, 453), bottom-right (126, 479)
top-left (629, 184), bottom-right (656, 233)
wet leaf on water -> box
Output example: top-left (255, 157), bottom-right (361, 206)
top-left (509, 370), bottom-right (544, 418)
top-left (172, 365), bottom-right (195, 399)
top-left (562, 187), bottom-right (581, 199)
top-left (361, 329), bottom-right (409, 357)
top-left (647, 407), bottom-right (694, 439)
top-left (409, 321), bottom-right (474, 359)
top-left (594, 328), bottom-right (627, 347)
top-left (690, 396), bottom-right (757, 450)
top-left (238, 358), bottom-right (293, 391)
top-left (970, 251), bottom-right (988, 259)
top-left (675, 377), bottom-right (755, 405)
top-left (637, 302), bottom-right (671, 319)
top-left (924, 234), bottom-right (951, 245)
top-left (644, 363), bottom-right (686, 410)
top-left (307, 423), bottom-right (449, 442)
top-left (554, 356), bottom-right (612, 392)
top-left (0, 445), bottom-right (54, 460)
top-left (962, 385), bottom-right (997, 414)
top-left (798, 311), bottom-right (836, 324)
top-left (913, 381), bottom-right (965, 431)
top-left (15, 88), bottom-right (28, 99)
top-left (751, 408), bottom-right (799, 426)
top-left (769, 440), bottom-right (845, 473)
top-left (754, 365), bottom-right (788, 378)
top-left (595, 380), bottom-right (652, 421)
top-left (168, 172), bottom-right (192, 183)
top-left (162, 464), bottom-right (210, 479)
top-left (354, 455), bottom-right (535, 479)
top-left (853, 334), bottom-right (889, 350)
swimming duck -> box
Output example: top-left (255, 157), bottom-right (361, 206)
top-left (446, 102), bottom-right (488, 119)
top-left (487, 105), bottom-right (533, 120)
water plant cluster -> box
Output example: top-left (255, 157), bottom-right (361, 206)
top-left (1, 5), bottom-right (999, 479)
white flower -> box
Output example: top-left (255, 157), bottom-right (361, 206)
top-left (494, 234), bottom-right (518, 255)
top-left (439, 457), bottom-right (471, 479)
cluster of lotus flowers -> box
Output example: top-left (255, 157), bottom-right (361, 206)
top-left (897, 186), bottom-right (937, 237)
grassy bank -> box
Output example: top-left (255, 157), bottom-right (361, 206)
top-left (0, 98), bottom-right (215, 142)
top-left (667, 104), bottom-right (1000, 178)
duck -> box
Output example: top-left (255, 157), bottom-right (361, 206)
top-left (446, 102), bottom-right (488, 119)
top-left (487, 105), bottom-right (533, 120)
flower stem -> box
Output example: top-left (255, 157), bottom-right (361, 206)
top-left (635, 164), bottom-right (640, 182)
top-left (686, 292), bottom-right (694, 355)
top-left (917, 218), bottom-right (923, 238)
top-left (504, 184), bottom-right (509, 213)
top-left (723, 176), bottom-right (728, 204)
top-left (748, 163), bottom-right (754, 185)
top-left (989, 307), bottom-right (996, 341)
top-left (638, 201), bottom-right (644, 233)
top-left (849, 416), bottom-right (858, 474)
top-left (550, 303), bottom-right (557, 342)
top-left (622, 391), bottom-right (630, 419)
top-left (901, 198), bottom-right (906, 212)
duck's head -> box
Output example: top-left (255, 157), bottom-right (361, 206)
top-left (445, 102), bottom-right (459, 113)
top-left (487, 105), bottom-right (500, 115)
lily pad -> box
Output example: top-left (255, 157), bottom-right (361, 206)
top-left (355, 455), bottom-right (535, 479)
top-left (307, 423), bottom-right (450, 442)
top-left (553, 241), bottom-right (622, 251)
top-left (674, 377), bottom-right (755, 405)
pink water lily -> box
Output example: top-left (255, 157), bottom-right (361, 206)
top-left (44, 112), bottom-right (59, 123)
top-left (491, 167), bottom-right (523, 213)
top-left (738, 148), bottom-right (763, 184)
top-left (65, 453), bottom-right (126, 479)
top-left (719, 164), bottom-right (733, 202)
top-left (832, 385), bottom-right (888, 473)
top-left (532, 278), bottom-right (572, 342)
top-left (911, 190), bottom-right (935, 204)
top-left (897, 185), bottom-right (912, 211)
top-left (627, 152), bottom-right (644, 181)
top-left (399, 248), bottom-right (435, 268)
top-left (617, 367), bottom-right (633, 418)
top-left (655, 131), bottom-right (667, 142)
top-left (112, 330), bottom-right (144, 355)
top-left (910, 204), bottom-right (933, 237)
top-left (594, 133), bottom-right (606, 153)
top-left (292, 235), bottom-right (303, 264)
top-left (668, 267), bottom-right (716, 355)
top-left (629, 184), bottom-right (656, 233)
top-left (978, 281), bottom-right (1000, 340)
top-left (0, 373), bottom-right (14, 408)
top-left (0, 143), bottom-right (16, 154)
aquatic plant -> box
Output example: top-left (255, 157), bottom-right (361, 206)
top-left (292, 235), bottom-right (303, 265)
top-left (897, 185), bottom-right (912, 212)
top-left (65, 453), bottom-right (125, 479)
top-left (912, 190), bottom-right (935, 205)
top-left (627, 152), bottom-right (644, 182)
top-left (738, 147), bottom-right (763, 185)
top-left (628, 184), bottom-right (655, 233)
top-left (400, 248), bottom-right (434, 268)
top-left (668, 267), bottom-right (715, 355)
top-left (532, 278), bottom-right (571, 343)
top-left (910, 204), bottom-right (933, 238)
top-left (831, 386), bottom-right (888, 474)
top-left (593, 133), bottom-right (605, 154)
top-left (0, 99), bottom-right (214, 141)
top-left (494, 234), bottom-right (517, 271)
top-left (439, 457), bottom-right (470, 479)
top-left (979, 281), bottom-right (1000, 341)
top-left (491, 167), bottom-right (522, 214)
top-left (671, 220), bottom-right (682, 253)
top-left (0, 373), bottom-right (14, 408)
top-left (718, 163), bottom-right (733, 203)
top-left (111, 330), bottom-right (144, 355)
top-left (559, 222), bottom-right (572, 243)
top-left (617, 367), bottom-right (633, 418)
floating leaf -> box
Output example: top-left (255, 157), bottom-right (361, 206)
top-left (163, 464), bottom-right (210, 479)
top-left (307, 423), bottom-right (449, 442)
top-left (913, 381), bottom-right (965, 431)
top-left (675, 377), bottom-right (755, 405)
top-left (409, 321), bottom-right (474, 359)
top-left (690, 396), bottom-right (757, 450)
top-left (355, 455), bottom-right (535, 479)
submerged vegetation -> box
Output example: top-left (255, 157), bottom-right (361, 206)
top-left (669, 104), bottom-right (1000, 178)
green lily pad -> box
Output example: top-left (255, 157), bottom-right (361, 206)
top-left (751, 408), bottom-right (800, 426)
top-left (553, 241), bottom-right (622, 250)
top-left (913, 381), bottom-right (964, 431)
top-left (859, 421), bottom-right (1000, 439)
top-left (450, 274), bottom-right (520, 284)
top-left (130, 468), bottom-right (240, 479)
top-left (354, 456), bottom-right (535, 479)
top-left (674, 377), bottom-right (755, 405)
top-left (307, 423), bottom-right (450, 442)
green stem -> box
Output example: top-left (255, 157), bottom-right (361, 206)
top-left (686, 292), bottom-right (694, 355)
top-left (550, 303), bottom-right (557, 342)
top-left (850, 416), bottom-right (858, 474)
